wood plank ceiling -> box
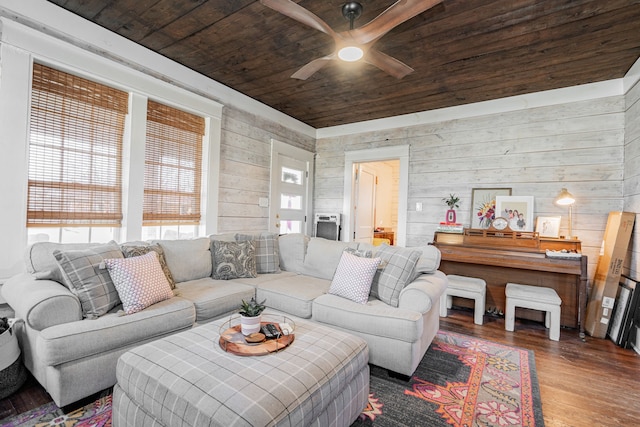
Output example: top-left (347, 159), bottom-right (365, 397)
top-left (47, 0), bottom-right (640, 129)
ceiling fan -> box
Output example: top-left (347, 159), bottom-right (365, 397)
top-left (260, 0), bottom-right (443, 80)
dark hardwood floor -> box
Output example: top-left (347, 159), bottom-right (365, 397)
top-left (1, 308), bottom-right (639, 425)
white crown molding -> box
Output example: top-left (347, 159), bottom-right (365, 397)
top-left (624, 56), bottom-right (640, 93)
top-left (0, 0), bottom-right (316, 138)
top-left (316, 79), bottom-right (625, 138)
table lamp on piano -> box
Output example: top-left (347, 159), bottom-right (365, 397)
top-left (555, 188), bottom-right (576, 239)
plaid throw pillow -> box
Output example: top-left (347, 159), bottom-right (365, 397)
top-left (329, 251), bottom-right (381, 304)
top-left (54, 243), bottom-right (124, 319)
top-left (370, 245), bottom-right (421, 307)
top-left (104, 251), bottom-right (174, 315)
top-left (236, 232), bottom-right (281, 273)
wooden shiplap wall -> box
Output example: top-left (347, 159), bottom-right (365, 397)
top-left (217, 106), bottom-right (315, 233)
top-left (624, 79), bottom-right (640, 280)
top-left (315, 96), bottom-right (626, 280)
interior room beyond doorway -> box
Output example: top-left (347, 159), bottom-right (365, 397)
top-left (353, 160), bottom-right (400, 246)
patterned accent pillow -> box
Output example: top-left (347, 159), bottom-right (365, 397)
top-left (53, 243), bottom-right (124, 319)
top-left (211, 240), bottom-right (257, 280)
top-left (120, 243), bottom-right (176, 289)
top-left (236, 232), bottom-right (281, 273)
top-left (370, 244), bottom-right (421, 307)
top-left (329, 251), bottom-right (381, 304)
top-left (344, 247), bottom-right (373, 258)
top-left (104, 251), bottom-right (174, 315)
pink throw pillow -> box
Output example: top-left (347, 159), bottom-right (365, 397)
top-left (329, 251), bottom-right (381, 304)
top-left (104, 251), bottom-right (174, 315)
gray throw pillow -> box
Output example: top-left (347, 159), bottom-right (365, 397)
top-left (370, 244), bottom-right (421, 307)
top-left (53, 243), bottom-right (124, 319)
top-left (236, 232), bottom-right (281, 273)
top-left (410, 245), bottom-right (442, 280)
top-left (211, 240), bottom-right (257, 280)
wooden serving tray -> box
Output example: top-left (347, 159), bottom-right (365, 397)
top-left (219, 323), bottom-right (294, 356)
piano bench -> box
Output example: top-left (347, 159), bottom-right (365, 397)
top-left (505, 283), bottom-right (562, 341)
top-left (440, 275), bottom-right (486, 325)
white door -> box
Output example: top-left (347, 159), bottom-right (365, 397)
top-left (354, 165), bottom-right (375, 243)
top-left (270, 140), bottom-right (314, 235)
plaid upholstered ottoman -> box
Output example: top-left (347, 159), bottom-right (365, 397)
top-left (112, 317), bottom-right (369, 427)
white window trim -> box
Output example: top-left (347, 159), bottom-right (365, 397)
top-left (0, 18), bottom-right (223, 278)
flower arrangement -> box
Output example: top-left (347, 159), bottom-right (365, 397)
top-left (442, 194), bottom-right (460, 209)
top-left (476, 197), bottom-right (496, 227)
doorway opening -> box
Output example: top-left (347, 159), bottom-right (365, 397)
top-left (342, 145), bottom-right (409, 246)
top-left (353, 160), bottom-right (399, 245)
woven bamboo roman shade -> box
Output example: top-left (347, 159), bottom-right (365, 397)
top-left (143, 100), bottom-right (205, 226)
top-left (27, 63), bottom-right (128, 227)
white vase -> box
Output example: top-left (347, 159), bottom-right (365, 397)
top-left (240, 315), bottom-right (262, 336)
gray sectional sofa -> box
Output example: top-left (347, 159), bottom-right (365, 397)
top-left (2, 232), bottom-right (447, 407)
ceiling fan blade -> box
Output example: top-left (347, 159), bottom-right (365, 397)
top-left (364, 49), bottom-right (414, 79)
top-left (291, 55), bottom-right (335, 80)
top-left (349, 0), bottom-right (443, 45)
top-left (261, 0), bottom-right (337, 38)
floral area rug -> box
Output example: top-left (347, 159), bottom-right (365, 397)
top-left (352, 330), bottom-right (544, 426)
top-left (0, 331), bottom-right (543, 427)
top-left (0, 393), bottom-right (111, 427)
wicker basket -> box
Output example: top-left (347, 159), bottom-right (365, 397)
top-left (0, 320), bottom-right (27, 400)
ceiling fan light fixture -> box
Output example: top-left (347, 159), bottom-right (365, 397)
top-left (338, 46), bottom-right (364, 62)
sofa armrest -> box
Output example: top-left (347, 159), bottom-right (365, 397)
top-left (398, 270), bottom-right (447, 313)
top-left (2, 273), bottom-right (82, 331)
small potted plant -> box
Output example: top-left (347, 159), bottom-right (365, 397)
top-left (239, 297), bottom-right (266, 336)
top-left (442, 193), bottom-right (460, 224)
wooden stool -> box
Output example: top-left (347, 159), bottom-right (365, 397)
top-left (440, 275), bottom-right (486, 325)
top-left (505, 283), bottom-right (562, 341)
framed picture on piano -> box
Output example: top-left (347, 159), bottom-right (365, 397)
top-left (495, 196), bottom-right (534, 232)
top-left (536, 216), bottom-right (561, 238)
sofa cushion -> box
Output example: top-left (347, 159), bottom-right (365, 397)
top-left (371, 245), bottom-right (421, 308)
top-left (312, 293), bottom-right (423, 343)
top-left (329, 251), bottom-right (381, 304)
top-left (104, 252), bottom-right (175, 315)
top-left (208, 232), bottom-right (237, 242)
top-left (36, 296), bottom-right (195, 366)
top-left (256, 275), bottom-right (331, 319)
top-left (53, 243), bottom-right (124, 319)
top-left (25, 242), bottom-right (106, 284)
top-left (410, 245), bottom-right (442, 279)
top-left (174, 278), bottom-right (256, 322)
top-left (277, 233), bottom-right (309, 273)
top-left (211, 240), bottom-right (257, 280)
top-left (302, 238), bottom-right (358, 280)
top-left (155, 238), bottom-right (212, 282)
top-left (120, 243), bottom-right (176, 289)
top-left (236, 232), bottom-right (281, 273)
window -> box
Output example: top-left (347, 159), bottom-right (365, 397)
top-left (25, 64), bottom-right (212, 245)
top-left (27, 64), bottom-right (128, 241)
top-left (142, 100), bottom-right (205, 239)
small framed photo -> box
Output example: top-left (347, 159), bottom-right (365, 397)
top-left (495, 196), bottom-right (534, 232)
top-left (470, 188), bottom-right (512, 229)
top-left (535, 216), bottom-right (561, 238)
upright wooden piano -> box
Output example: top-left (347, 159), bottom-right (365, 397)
top-left (433, 229), bottom-right (588, 336)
